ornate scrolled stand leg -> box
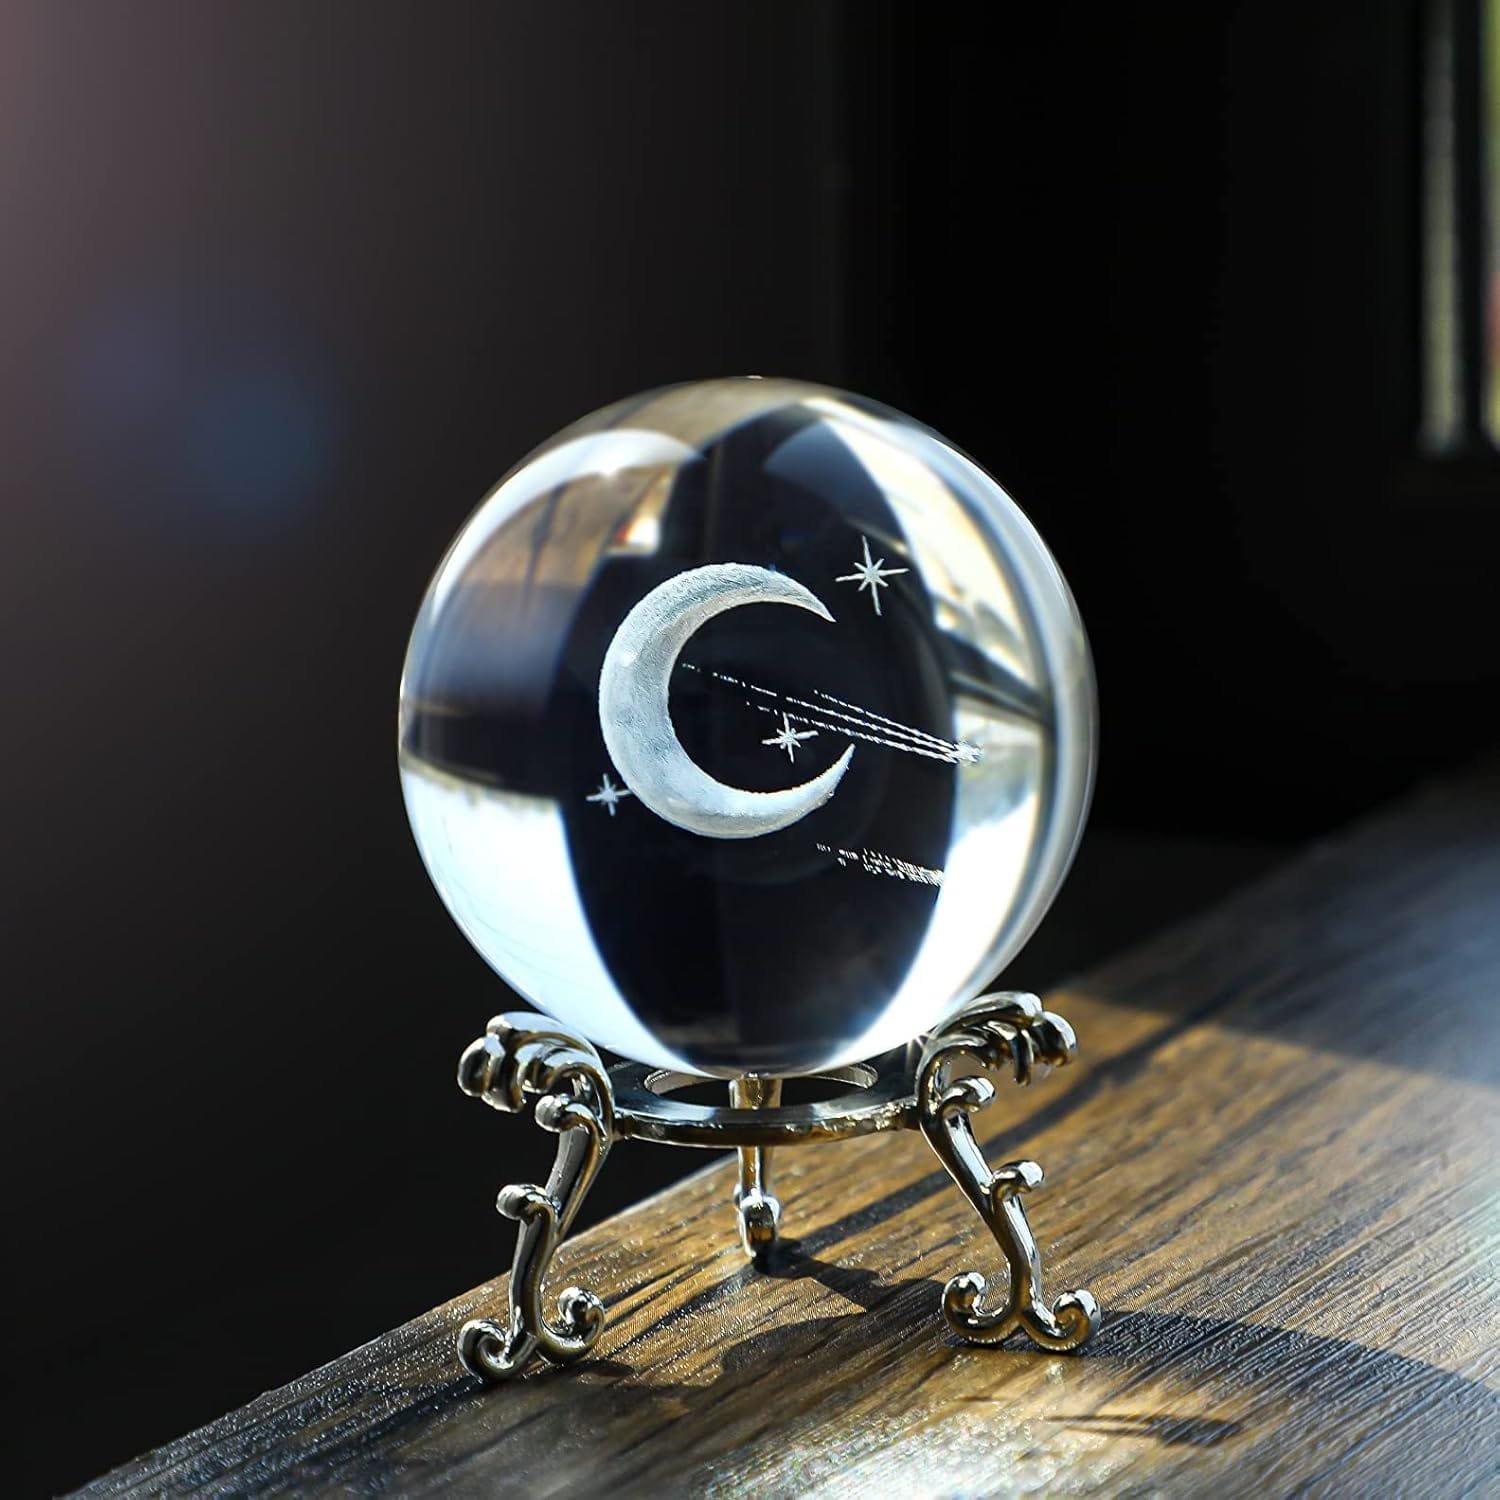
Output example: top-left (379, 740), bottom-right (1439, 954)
top-left (916, 992), bottom-right (1100, 1352)
top-left (454, 1013), bottom-right (615, 1381)
top-left (730, 1076), bottom-right (783, 1260)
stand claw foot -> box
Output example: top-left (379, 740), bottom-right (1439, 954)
top-left (456, 1015), bottom-right (615, 1381)
top-left (730, 1076), bottom-right (783, 1264)
top-left (734, 1186), bottom-right (782, 1261)
top-left (917, 993), bottom-right (1100, 1354)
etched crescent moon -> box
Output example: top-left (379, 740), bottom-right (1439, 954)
top-left (598, 564), bottom-right (854, 839)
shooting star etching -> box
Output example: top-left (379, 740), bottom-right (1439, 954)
top-left (816, 842), bottom-right (944, 887)
top-left (810, 688), bottom-right (982, 764)
top-left (681, 663), bottom-right (981, 767)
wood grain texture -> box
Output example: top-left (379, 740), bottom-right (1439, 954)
top-left (79, 768), bottom-right (1500, 1497)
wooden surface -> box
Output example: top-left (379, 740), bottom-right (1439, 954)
top-left (81, 769), bottom-right (1500, 1497)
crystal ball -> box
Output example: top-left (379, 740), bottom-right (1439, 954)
top-left (399, 378), bottom-right (1094, 1077)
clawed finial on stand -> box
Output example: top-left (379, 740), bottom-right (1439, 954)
top-left (915, 994), bottom-right (1100, 1351)
top-left (455, 1017), bottom-right (615, 1380)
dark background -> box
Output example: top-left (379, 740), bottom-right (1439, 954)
top-left (3, 2), bottom-right (1496, 1492)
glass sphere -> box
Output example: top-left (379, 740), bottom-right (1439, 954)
top-left (399, 378), bottom-right (1093, 1077)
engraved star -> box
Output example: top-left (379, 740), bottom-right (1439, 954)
top-left (586, 772), bottom-right (632, 816)
top-left (835, 535), bottom-right (908, 616)
top-left (761, 712), bottom-right (819, 762)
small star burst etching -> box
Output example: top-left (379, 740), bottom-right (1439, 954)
top-left (586, 772), bottom-right (632, 816)
top-left (761, 712), bottom-right (819, 762)
top-left (836, 535), bottom-right (908, 616)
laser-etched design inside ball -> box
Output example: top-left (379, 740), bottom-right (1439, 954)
top-left (398, 377), bottom-right (1095, 1077)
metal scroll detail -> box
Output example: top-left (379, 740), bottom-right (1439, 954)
top-left (916, 992), bottom-right (1100, 1352)
top-left (455, 1013), bottom-right (615, 1381)
top-left (450, 992), bottom-right (1099, 1380)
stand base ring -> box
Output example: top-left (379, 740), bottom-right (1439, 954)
top-left (610, 1051), bottom-right (918, 1148)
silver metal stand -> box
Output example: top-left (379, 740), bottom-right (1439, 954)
top-left (455, 993), bottom-right (1100, 1382)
